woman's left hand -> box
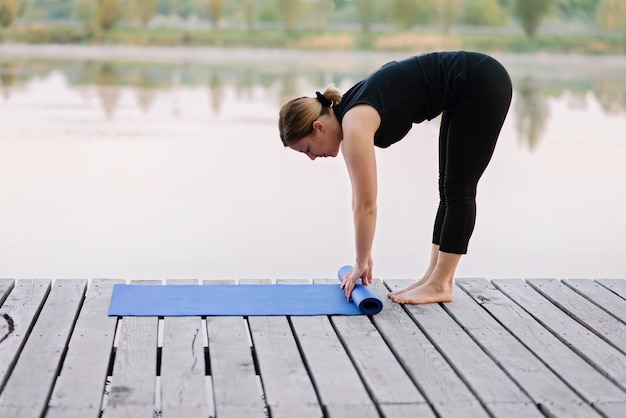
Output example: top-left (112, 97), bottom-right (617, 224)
top-left (340, 257), bottom-right (373, 300)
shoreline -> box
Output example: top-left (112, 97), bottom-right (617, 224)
top-left (1, 44), bottom-right (626, 82)
top-left (2, 42), bottom-right (626, 65)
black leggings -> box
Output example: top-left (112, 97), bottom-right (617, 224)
top-left (432, 53), bottom-right (512, 254)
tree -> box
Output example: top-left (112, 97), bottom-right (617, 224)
top-left (0, 0), bottom-right (20, 28)
top-left (98, 0), bottom-right (120, 30)
top-left (596, 0), bottom-right (626, 30)
top-left (553, 0), bottom-right (598, 22)
top-left (389, 0), bottom-right (434, 30)
top-left (17, 0), bottom-right (30, 18)
top-left (74, 0), bottom-right (95, 30)
top-left (439, 0), bottom-right (463, 32)
top-left (462, 0), bottom-right (507, 26)
top-left (514, 0), bottom-right (553, 37)
top-left (157, 0), bottom-right (195, 19)
top-left (28, 0), bottom-right (73, 19)
top-left (132, 0), bottom-right (157, 28)
top-left (308, 0), bottom-right (334, 31)
top-left (207, 0), bottom-right (226, 28)
top-left (243, 0), bottom-right (256, 31)
top-left (356, 0), bottom-right (374, 33)
top-left (276, 0), bottom-right (305, 32)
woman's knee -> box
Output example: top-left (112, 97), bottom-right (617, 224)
top-left (442, 179), bottom-right (477, 205)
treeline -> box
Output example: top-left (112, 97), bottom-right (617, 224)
top-left (1, 0), bottom-right (625, 38)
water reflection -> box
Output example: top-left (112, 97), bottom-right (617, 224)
top-left (594, 79), bottom-right (626, 114)
top-left (209, 70), bottom-right (223, 114)
top-left (1, 51), bottom-right (625, 280)
top-left (515, 75), bottom-right (549, 150)
top-left (1, 55), bottom-right (625, 148)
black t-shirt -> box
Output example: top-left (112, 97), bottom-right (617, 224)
top-left (333, 51), bottom-right (469, 148)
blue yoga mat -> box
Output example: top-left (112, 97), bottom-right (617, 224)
top-left (108, 267), bottom-right (383, 317)
top-left (337, 265), bottom-right (384, 315)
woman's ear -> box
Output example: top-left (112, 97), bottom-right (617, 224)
top-left (312, 120), bottom-right (325, 133)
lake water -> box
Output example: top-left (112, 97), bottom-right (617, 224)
top-left (1, 46), bottom-right (625, 281)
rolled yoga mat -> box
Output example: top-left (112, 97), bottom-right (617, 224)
top-left (108, 269), bottom-right (383, 317)
top-left (337, 265), bottom-right (384, 315)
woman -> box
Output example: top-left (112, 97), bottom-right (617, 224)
top-left (278, 51), bottom-right (512, 304)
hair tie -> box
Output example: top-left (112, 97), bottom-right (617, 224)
top-left (315, 91), bottom-right (332, 108)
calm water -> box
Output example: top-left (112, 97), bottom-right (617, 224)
top-left (1, 46), bottom-right (625, 281)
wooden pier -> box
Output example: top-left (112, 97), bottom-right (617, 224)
top-left (0, 277), bottom-right (624, 417)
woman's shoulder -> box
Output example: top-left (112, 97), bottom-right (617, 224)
top-left (334, 79), bottom-right (380, 121)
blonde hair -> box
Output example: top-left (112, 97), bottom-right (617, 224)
top-left (278, 85), bottom-right (343, 146)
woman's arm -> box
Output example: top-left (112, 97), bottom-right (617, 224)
top-left (339, 104), bottom-right (381, 299)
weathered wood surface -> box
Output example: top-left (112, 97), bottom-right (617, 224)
top-left (106, 280), bottom-right (160, 417)
top-left (47, 279), bottom-right (122, 418)
top-left (527, 279), bottom-right (626, 354)
top-left (0, 280), bottom-right (50, 394)
top-left (251, 280), bottom-right (320, 418)
top-left (458, 278), bottom-right (626, 418)
top-left (205, 279), bottom-right (266, 418)
top-left (160, 280), bottom-right (209, 418)
top-left (0, 279), bottom-right (15, 305)
top-left (448, 280), bottom-right (600, 417)
top-left (373, 280), bottom-right (489, 418)
top-left (387, 279), bottom-right (543, 418)
top-left (597, 279), bottom-right (626, 299)
top-left (564, 278), bottom-right (626, 324)
top-left (0, 277), bottom-right (624, 417)
top-left (0, 279), bottom-right (85, 418)
top-left (493, 279), bottom-right (626, 391)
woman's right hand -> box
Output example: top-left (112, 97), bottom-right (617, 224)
top-left (340, 256), bottom-right (373, 300)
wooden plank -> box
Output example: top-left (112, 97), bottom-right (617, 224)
top-left (564, 279), bottom-right (626, 324)
top-left (597, 279), bottom-right (626, 299)
top-left (386, 279), bottom-right (542, 418)
top-left (290, 314), bottom-right (379, 417)
top-left (0, 279), bottom-right (86, 418)
top-left (240, 279), bottom-right (272, 284)
top-left (204, 280), bottom-right (265, 417)
top-left (160, 280), bottom-right (210, 418)
top-left (206, 316), bottom-right (264, 417)
top-left (249, 315), bottom-right (320, 418)
top-left (0, 278), bottom-right (15, 380)
top-left (459, 278), bottom-right (626, 416)
top-left (248, 279), bottom-right (319, 418)
top-left (0, 279), bottom-right (15, 305)
top-left (446, 283), bottom-right (601, 417)
top-left (375, 280), bottom-right (489, 418)
top-left (593, 401), bottom-right (626, 418)
top-left (47, 279), bottom-right (122, 418)
top-left (331, 312), bottom-right (435, 416)
top-left (106, 280), bottom-right (159, 417)
top-left (276, 279), bottom-right (310, 284)
top-left (528, 279), bottom-right (626, 354)
top-left (493, 279), bottom-right (626, 392)
top-left (0, 280), bottom-right (50, 393)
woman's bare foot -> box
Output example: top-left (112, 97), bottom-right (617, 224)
top-left (391, 280), bottom-right (454, 304)
top-left (387, 277), bottom-right (427, 298)
top-left (388, 244), bottom-right (441, 298)
top-left (389, 249), bottom-right (460, 304)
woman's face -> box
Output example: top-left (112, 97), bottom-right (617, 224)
top-left (288, 118), bottom-right (341, 160)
